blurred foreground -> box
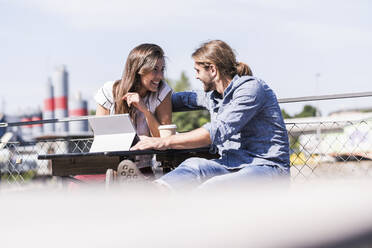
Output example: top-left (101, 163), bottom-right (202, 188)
top-left (1, 178), bottom-right (372, 248)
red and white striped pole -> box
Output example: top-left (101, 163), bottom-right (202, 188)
top-left (69, 92), bottom-right (89, 133)
top-left (53, 65), bottom-right (69, 133)
top-left (43, 78), bottom-right (55, 134)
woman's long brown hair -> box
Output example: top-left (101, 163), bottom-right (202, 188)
top-left (113, 44), bottom-right (165, 119)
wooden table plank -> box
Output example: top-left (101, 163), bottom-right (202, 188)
top-left (38, 147), bottom-right (219, 176)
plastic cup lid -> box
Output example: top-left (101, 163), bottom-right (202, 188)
top-left (158, 124), bottom-right (177, 129)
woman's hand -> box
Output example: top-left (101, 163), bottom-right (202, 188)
top-left (123, 93), bottom-right (147, 113)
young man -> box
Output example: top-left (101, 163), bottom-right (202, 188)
top-left (131, 40), bottom-right (290, 190)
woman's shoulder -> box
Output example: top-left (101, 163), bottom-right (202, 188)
top-left (102, 81), bottom-right (116, 92)
top-left (146, 80), bottom-right (172, 112)
top-left (157, 80), bottom-right (172, 99)
top-left (94, 80), bottom-right (116, 109)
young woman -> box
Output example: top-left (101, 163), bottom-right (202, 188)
top-left (74, 44), bottom-right (172, 184)
top-left (95, 43), bottom-right (172, 137)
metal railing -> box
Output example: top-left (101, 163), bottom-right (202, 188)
top-left (1, 92), bottom-right (372, 185)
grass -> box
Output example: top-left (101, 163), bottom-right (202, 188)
top-left (1, 170), bottom-right (36, 183)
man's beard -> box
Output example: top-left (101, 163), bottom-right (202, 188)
top-left (203, 80), bottom-right (214, 92)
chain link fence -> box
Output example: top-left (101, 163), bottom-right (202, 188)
top-left (287, 117), bottom-right (372, 182)
top-left (1, 117), bottom-right (372, 186)
top-left (0, 137), bottom-right (93, 185)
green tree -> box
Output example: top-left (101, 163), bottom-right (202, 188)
top-left (294, 105), bottom-right (319, 118)
top-left (168, 72), bottom-right (210, 132)
top-left (171, 71), bottom-right (191, 92)
top-left (281, 109), bottom-right (292, 119)
top-left (281, 105), bottom-right (319, 120)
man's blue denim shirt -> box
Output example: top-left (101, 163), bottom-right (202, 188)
top-left (172, 75), bottom-right (290, 171)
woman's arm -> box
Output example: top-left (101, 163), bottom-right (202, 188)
top-left (145, 91), bottom-right (172, 137)
top-left (96, 104), bottom-right (110, 116)
top-left (124, 92), bottom-right (172, 137)
top-left (155, 92), bottom-right (172, 124)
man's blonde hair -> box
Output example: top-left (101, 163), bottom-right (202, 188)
top-left (192, 40), bottom-right (252, 80)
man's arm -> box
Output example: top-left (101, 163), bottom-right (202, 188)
top-left (172, 91), bottom-right (209, 112)
top-left (131, 127), bottom-right (211, 151)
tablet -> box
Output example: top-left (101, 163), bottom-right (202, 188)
top-left (88, 114), bottom-right (137, 152)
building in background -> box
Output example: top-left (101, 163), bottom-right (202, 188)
top-left (20, 110), bottom-right (33, 141)
top-left (0, 113), bottom-right (5, 138)
top-left (31, 108), bottom-right (43, 136)
top-left (1, 65), bottom-right (91, 142)
top-left (53, 65), bottom-right (69, 133)
top-left (69, 91), bottom-right (89, 133)
top-left (43, 78), bottom-right (55, 134)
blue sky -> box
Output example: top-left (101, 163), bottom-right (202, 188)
top-left (1, 0), bottom-right (371, 116)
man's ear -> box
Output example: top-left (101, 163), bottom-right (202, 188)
top-left (210, 64), bottom-right (217, 78)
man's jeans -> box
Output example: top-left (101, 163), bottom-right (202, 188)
top-left (156, 157), bottom-right (289, 190)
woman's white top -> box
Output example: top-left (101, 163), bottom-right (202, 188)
top-left (94, 80), bottom-right (172, 136)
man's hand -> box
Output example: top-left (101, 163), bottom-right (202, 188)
top-left (131, 136), bottom-right (169, 151)
top-left (132, 128), bottom-right (211, 151)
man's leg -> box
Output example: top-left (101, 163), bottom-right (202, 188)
top-left (199, 165), bottom-right (288, 190)
top-left (156, 157), bottom-right (230, 190)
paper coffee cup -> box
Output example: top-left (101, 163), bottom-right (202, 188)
top-left (158, 124), bottom-right (177, 137)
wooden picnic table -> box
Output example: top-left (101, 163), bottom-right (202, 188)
top-left (37, 147), bottom-right (219, 177)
